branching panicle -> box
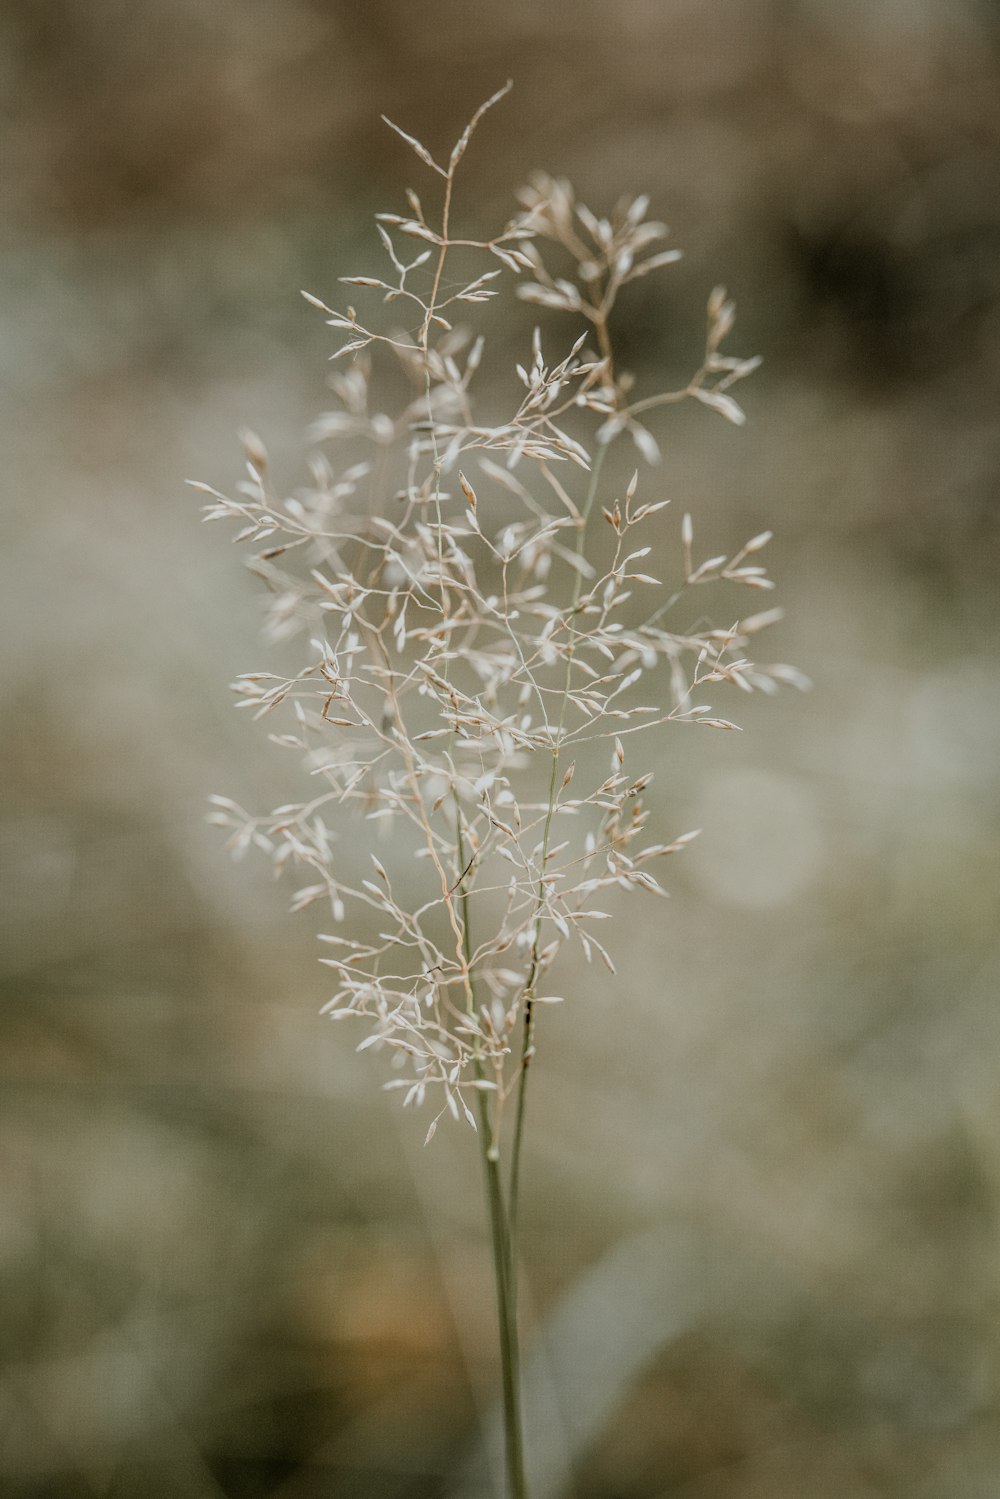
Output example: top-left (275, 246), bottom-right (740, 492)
top-left (197, 88), bottom-right (805, 1499)
top-left (197, 91), bottom-right (804, 1144)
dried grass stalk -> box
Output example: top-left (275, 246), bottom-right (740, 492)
top-left (196, 82), bottom-right (804, 1499)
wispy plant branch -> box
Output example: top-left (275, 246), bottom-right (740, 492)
top-left (196, 83), bottom-right (806, 1499)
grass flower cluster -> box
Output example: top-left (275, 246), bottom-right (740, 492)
top-left (195, 83), bottom-right (804, 1498)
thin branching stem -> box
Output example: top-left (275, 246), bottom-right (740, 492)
top-left (200, 85), bottom-right (796, 1499)
top-left (507, 442), bottom-right (609, 1253)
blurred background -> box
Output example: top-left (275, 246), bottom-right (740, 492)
top-left (4, 1), bottom-right (1000, 1494)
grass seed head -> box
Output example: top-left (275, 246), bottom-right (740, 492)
top-left (198, 86), bottom-right (803, 1137)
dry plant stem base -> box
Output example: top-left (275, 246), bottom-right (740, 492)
top-left (198, 83), bottom-right (804, 1499)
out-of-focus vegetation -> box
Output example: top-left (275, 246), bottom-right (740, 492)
top-left (3, 3), bottom-right (1000, 1495)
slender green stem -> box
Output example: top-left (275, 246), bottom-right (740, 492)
top-left (455, 802), bottom-right (526, 1499)
top-left (422, 154), bottom-right (527, 1499)
top-left (467, 905), bottom-right (528, 1499)
top-left (507, 444), bottom-right (609, 1251)
top-left (478, 1092), bottom-right (527, 1499)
